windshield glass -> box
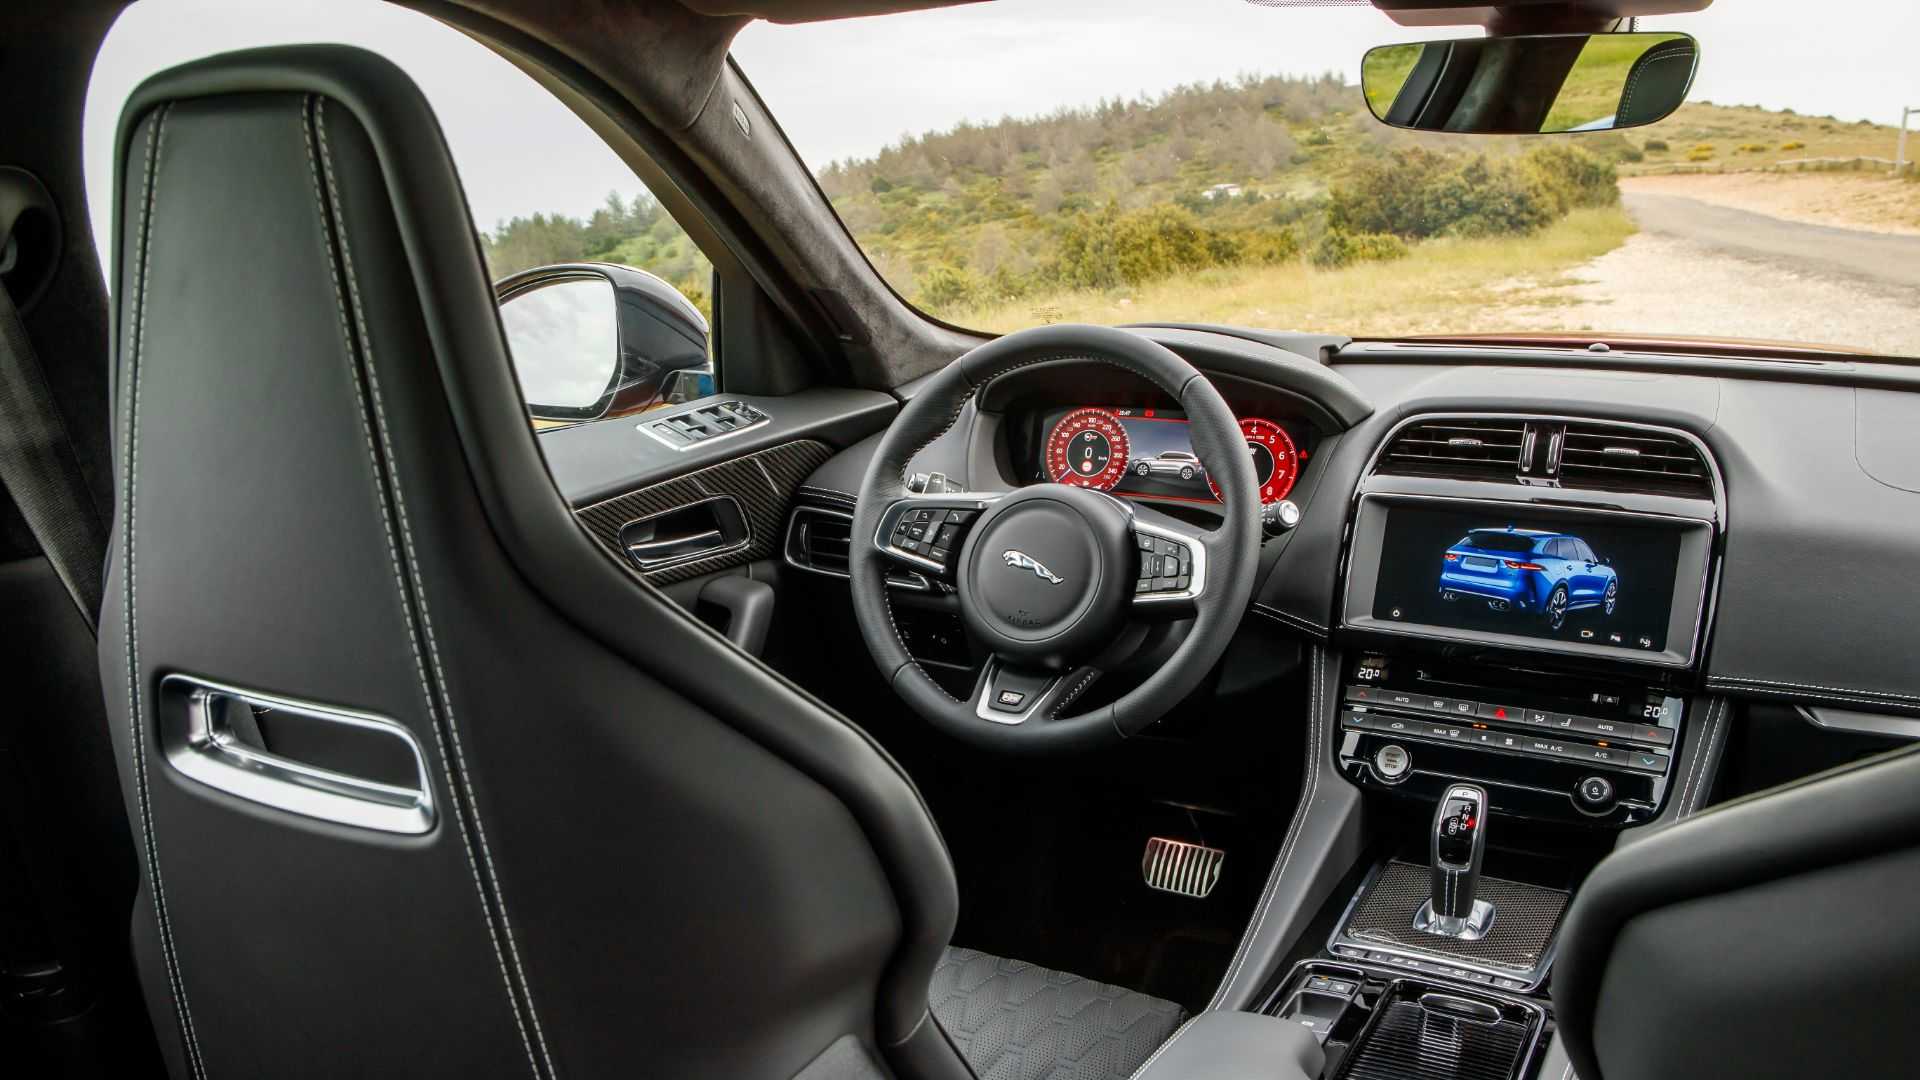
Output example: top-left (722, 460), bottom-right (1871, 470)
top-left (734, 1), bottom-right (1920, 358)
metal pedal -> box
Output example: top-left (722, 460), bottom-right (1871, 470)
top-left (1142, 837), bottom-right (1224, 899)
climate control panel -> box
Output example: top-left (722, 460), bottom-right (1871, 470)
top-left (1335, 653), bottom-right (1684, 826)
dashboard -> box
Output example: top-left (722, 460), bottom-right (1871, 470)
top-left (1028, 404), bottom-right (1316, 508)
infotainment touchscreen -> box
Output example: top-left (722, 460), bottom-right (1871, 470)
top-left (1367, 504), bottom-right (1685, 653)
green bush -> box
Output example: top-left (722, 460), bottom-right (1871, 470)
top-left (1329, 148), bottom-right (1555, 240)
top-left (1737, 142), bottom-right (1770, 154)
top-left (1643, 138), bottom-right (1669, 152)
top-left (916, 264), bottom-right (981, 311)
top-left (1686, 147), bottom-right (1714, 162)
top-left (1521, 144), bottom-right (1619, 214)
top-left (1780, 140), bottom-right (1806, 151)
top-left (1311, 229), bottom-right (1408, 268)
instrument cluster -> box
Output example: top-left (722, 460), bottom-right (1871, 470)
top-left (1039, 405), bottom-right (1307, 507)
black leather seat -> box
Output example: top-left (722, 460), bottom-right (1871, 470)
top-left (1615, 36), bottom-right (1696, 129)
top-left (1553, 744), bottom-right (1920, 1080)
top-left (97, 44), bottom-right (1189, 1080)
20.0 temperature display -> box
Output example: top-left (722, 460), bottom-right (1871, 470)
top-left (1044, 407), bottom-right (1132, 491)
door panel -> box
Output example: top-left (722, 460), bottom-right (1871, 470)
top-left (574, 439), bottom-right (834, 585)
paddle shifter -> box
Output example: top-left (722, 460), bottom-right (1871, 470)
top-left (1414, 783), bottom-right (1495, 940)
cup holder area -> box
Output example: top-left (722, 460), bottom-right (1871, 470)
top-left (1267, 962), bottom-right (1546, 1080)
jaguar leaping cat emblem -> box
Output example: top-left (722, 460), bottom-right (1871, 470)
top-left (1002, 550), bottom-right (1064, 585)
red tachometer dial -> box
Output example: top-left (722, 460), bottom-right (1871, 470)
top-left (1208, 417), bottom-right (1299, 505)
top-left (1045, 407), bottom-right (1132, 491)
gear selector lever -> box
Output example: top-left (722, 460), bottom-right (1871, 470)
top-left (1414, 783), bottom-right (1495, 940)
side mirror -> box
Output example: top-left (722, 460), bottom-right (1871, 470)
top-left (1362, 31), bottom-right (1697, 135)
top-left (496, 263), bottom-right (710, 426)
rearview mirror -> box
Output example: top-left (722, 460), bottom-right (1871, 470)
top-left (1362, 31), bottom-right (1697, 135)
top-left (497, 263), bottom-right (710, 427)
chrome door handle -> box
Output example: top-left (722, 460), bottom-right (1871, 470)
top-left (626, 527), bottom-right (725, 564)
top-left (158, 675), bottom-right (436, 835)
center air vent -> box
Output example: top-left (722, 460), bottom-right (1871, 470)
top-left (1377, 418), bottom-right (1529, 481)
top-left (1376, 416), bottom-right (1714, 498)
top-left (1556, 422), bottom-right (1712, 496)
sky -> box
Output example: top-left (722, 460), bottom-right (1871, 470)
top-left (85, 0), bottom-right (1920, 256)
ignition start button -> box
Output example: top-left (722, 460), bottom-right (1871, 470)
top-left (1373, 744), bottom-right (1411, 782)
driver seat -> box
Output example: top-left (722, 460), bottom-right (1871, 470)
top-left (97, 45), bottom-right (1188, 1080)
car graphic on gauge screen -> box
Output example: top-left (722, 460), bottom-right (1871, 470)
top-left (1438, 527), bottom-right (1618, 631)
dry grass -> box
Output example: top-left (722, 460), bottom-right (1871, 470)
top-left (957, 206), bottom-right (1635, 335)
top-left (1626, 103), bottom-right (1908, 173)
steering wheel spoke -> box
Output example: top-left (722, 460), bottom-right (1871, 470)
top-left (1129, 514), bottom-right (1209, 617)
top-left (873, 494), bottom-right (1001, 579)
top-left (970, 657), bottom-right (1102, 726)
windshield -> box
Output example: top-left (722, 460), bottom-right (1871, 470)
top-left (734, 1), bottom-right (1920, 358)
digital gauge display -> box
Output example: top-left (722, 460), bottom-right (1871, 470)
top-left (1042, 407), bottom-right (1302, 505)
top-left (1209, 417), bottom-right (1300, 505)
top-left (1043, 407), bottom-right (1132, 491)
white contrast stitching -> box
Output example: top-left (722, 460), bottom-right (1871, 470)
top-left (1249, 603), bottom-right (1328, 637)
top-left (124, 103), bottom-right (207, 1080)
top-left (1677, 698), bottom-right (1716, 819)
top-left (307, 99), bottom-right (547, 1078)
top-left (1680, 698), bottom-right (1725, 819)
top-left (1710, 675), bottom-right (1920, 704)
top-left (1049, 669), bottom-right (1102, 720)
top-left (1208, 644), bottom-right (1323, 1010)
top-left (1125, 1014), bottom-right (1200, 1080)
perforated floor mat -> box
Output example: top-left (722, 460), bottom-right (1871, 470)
top-left (929, 946), bottom-right (1188, 1080)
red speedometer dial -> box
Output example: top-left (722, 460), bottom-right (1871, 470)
top-left (1045, 407), bottom-right (1131, 491)
top-left (1208, 417), bottom-right (1299, 505)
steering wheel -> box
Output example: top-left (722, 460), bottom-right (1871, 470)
top-left (849, 324), bottom-right (1262, 751)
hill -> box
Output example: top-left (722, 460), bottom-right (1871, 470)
top-left (478, 73), bottom-right (1917, 329)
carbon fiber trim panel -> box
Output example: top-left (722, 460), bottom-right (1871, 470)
top-left (573, 439), bottom-right (833, 585)
top-left (1342, 861), bottom-right (1567, 975)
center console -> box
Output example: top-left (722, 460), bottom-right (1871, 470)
top-left (1260, 415), bottom-right (1727, 1079)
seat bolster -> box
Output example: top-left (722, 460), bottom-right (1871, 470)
top-left (1553, 744), bottom-right (1920, 1080)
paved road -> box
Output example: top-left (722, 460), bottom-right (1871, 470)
top-left (1623, 191), bottom-right (1920, 291)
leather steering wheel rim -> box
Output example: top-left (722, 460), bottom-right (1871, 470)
top-left (849, 324), bottom-right (1263, 751)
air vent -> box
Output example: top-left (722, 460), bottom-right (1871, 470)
top-left (1377, 418), bottom-right (1529, 481)
top-left (784, 506), bottom-right (852, 575)
top-left (1557, 422), bottom-right (1712, 497)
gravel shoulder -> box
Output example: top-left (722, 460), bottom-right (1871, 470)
top-left (1489, 228), bottom-right (1920, 358)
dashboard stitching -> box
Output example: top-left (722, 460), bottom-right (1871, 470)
top-left (1251, 602), bottom-right (1328, 636)
top-left (1676, 697), bottom-right (1718, 819)
top-left (1708, 675), bottom-right (1920, 704)
top-left (1683, 698), bottom-right (1727, 818)
top-left (1207, 644), bottom-right (1322, 1010)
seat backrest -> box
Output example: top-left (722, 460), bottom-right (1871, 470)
top-left (1553, 743), bottom-right (1920, 1080)
top-left (100, 44), bottom-right (963, 1080)
top-left (1616, 36), bottom-right (1696, 129)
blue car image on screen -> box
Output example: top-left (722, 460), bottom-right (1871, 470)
top-left (1438, 527), bottom-right (1619, 631)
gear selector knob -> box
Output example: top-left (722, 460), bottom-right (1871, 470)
top-left (1416, 783), bottom-right (1495, 939)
